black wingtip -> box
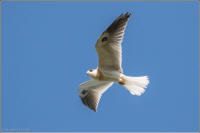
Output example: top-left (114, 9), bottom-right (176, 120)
top-left (105, 12), bottom-right (132, 34)
top-left (119, 12), bottom-right (131, 19)
top-left (90, 105), bottom-right (97, 112)
top-left (124, 12), bottom-right (131, 18)
top-left (80, 96), bottom-right (98, 112)
top-left (92, 108), bottom-right (97, 112)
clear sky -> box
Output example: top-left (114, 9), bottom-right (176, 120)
top-left (2, 1), bottom-right (199, 132)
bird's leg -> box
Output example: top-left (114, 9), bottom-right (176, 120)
top-left (118, 76), bottom-right (125, 85)
top-left (97, 68), bottom-right (104, 81)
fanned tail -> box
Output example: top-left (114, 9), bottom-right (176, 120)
top-left (120, 75), bottom-right (149, 96)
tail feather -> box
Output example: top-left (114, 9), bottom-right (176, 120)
top-left (121, 75), bottom-right (149, 96)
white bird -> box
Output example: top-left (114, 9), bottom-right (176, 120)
top-left (79, 12), bottom-right (149, 112)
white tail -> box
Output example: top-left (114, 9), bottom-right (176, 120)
top-left (121, 75), bottom-right (149, 96)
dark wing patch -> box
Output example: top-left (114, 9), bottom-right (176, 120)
top-left (81, 90), bottom-right (88, 95)
top-left (102, 37), bottom-right (108, 42)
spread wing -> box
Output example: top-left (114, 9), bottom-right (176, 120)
top-left (79, 80), bottom-right (113, 112)
top-left (95, 12), bottom-right (131, 73)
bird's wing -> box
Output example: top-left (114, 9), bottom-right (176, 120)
top-left (95, 12), bottom-right (131, 73)
top-left (79, 80), bottom-right (113, 112)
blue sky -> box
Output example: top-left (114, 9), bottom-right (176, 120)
top-left (2, 1), bottom-right (199, 132)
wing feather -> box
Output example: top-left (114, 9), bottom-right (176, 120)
top-left (95, 12), bottom-right (131, 73)
top-left (79, 80), bottom-right (113, 112)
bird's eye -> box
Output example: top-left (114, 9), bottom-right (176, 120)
top-left (102, 37), bottom-right (108, 42)
top-left (89, 70), bottom-right (93, 72)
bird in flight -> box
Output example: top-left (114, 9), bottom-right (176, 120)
top-left (79, 12), bottom-right (149, 112)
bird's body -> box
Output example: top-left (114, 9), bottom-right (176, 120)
top-left (88, 68), bottom-right (120, 82)
top-left (79, 12), bottom-right (149, 112)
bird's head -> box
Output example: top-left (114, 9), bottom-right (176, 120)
top-left (87, 69), bottom-right (98, 79)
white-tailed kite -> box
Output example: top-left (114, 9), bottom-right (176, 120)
top-left (79, 12), bottom-right (149, 112)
